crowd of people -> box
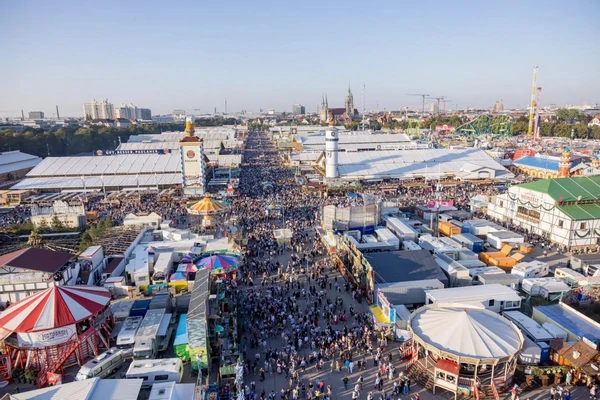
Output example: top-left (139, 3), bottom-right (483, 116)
top-left (224, 131), bottom-right (420, 400)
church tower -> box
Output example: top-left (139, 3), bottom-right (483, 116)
top-left (345, 85), bottom-right (355, 117)
top-left (320, 94), bottom-right (329, 123)
top-left (558, 147), bottom-right (572, 178)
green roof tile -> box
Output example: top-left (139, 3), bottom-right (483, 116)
top-left (517, 176), bottom-right (600, 202)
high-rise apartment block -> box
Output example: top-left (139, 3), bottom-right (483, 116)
top-left (115, 104), bottom-right (152, 120)
top-left (83, 99), bottom-right (115, 120)
top-left (292, 104), bottom-right (306, 115)
top-left (28, 111), bottom-right (44, 119)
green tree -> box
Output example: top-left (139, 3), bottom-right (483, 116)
top-left (37, 217), bottom-right (49, 232)
top-left (511, 121), bottom-right (528, 135)
top-left (50, 215), bottom-right (65, 232)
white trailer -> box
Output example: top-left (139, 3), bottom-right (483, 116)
top-left (521, 278), bottom-right (570, 299)
top-left (503, 311), bottom-right (554, 343)
top-left (487, 231), bottom-right (525, 249)
top-left (133, 309), bottom-right (166, 359)
top-left (511, 261), bottom-right (550, 282)
top-left (425, 284), bottom-right (521, 313)
top-left (554, 268), bottom-right (585, 286)
top-left (152, 252), bottom-right (174, 284)
top-left (125, 358), bottom-right (183, 389)
top-left (384, 217), bottom-right (419, 242)
top-left (542, 322), bottom-right (568, 341)
top-left (401, 240), bottom-right (422, 251)
top-left (374, 227), bottom-right (400, 250)
top-left (110, 299), bottom-right (135, 322)
top-left (519, 337), bottom-right (542, 365)
top-left (419, 234), bottom-right (458, 260)
top-left (79, 245), bottom-right (105, 269)
top-left (117, 316), bottom-right (144, 348)
top-left (469, 267), bottom-right (506, 283)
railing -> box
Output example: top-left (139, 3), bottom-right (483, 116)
top-left (491, 383), bottom-right (500, 400)
top-left (472, 385), bottom-right (480, 400)
top-left (36, 331), bottom-right (89, 387)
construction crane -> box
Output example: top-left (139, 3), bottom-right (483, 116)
top-left (406, 94), bottom-right (430, 114)
top-left (527, 65), bottom-right (539, 136)
top-left (427, 96), bottom-right (449, 115)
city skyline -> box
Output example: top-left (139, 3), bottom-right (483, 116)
top-left (1, 0), bottom-right (598, 118)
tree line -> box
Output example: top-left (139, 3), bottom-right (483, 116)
top-left (0, 117), bottom-right (239, 157)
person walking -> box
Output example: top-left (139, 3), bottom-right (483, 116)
top-left (343, 376), bottom-right (349, 390)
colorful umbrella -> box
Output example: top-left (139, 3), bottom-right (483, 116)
top-left (196, 254), bottom-right (239, 270)
top-left (169, 272), bottom-right (188, 282)
top-left (185, 263), bottom-right (198, 273)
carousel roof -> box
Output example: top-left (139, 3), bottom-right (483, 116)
top-left (188, 196), bottom-right (226, 214)
top-left (410, 305), bottom-right (523, 359)
top-left (0, 286), bottom-right (111, 333)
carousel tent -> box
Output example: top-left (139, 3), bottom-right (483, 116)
top-left (0, 286), bottom-right (111, 332)
top-left (188, 196), bottom-right (226, 214)
top-left (410, 305), bottom-right (522, 359)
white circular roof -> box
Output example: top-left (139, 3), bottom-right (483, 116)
top-left (411, 306), bottom-right (523, 359)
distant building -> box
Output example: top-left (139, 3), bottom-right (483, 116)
top-left (83, 99), bottom-right (114, 120)
top-left (153, 115), bottom-right (175, 123)
top-left (588, 116), bottom-right (600, 127)
top-left (28, 111), bottom-right (44, 119)
top-left (172, 109), bottom-right (186, 121)
top-left (293, 104), bottom-right (306, 115)
top-left (115, 104), bottom-right (152, 120)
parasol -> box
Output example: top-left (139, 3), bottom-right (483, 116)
top-left (196, 254), bottom-right (239, 270)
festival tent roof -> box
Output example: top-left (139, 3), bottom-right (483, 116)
top-left (411, 305), bottom-right (523, 359)
top-left (0, 286), bottom-right (111, 333)
top-left (516, 176), bottom-right (600, 202)
top-left (0, 248), bottom-right (73, 274)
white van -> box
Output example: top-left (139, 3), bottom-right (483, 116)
top-left (75, 348), bottom-right (126, 381)
top-left (126, 358), bottom-right (183, 389)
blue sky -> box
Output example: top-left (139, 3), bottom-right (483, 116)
top-left (1, 0), bottom-right (598, 117)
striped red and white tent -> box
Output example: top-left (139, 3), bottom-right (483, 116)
top-left (0, 286), bottom-right (111, 333)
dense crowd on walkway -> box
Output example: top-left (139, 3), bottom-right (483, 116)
top-left (226, 131), bottom-right (420, 400)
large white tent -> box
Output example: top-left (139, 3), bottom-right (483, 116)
top-left (317, 147), bottom-right (514, 181)
top-left (410, 304), bottom-right (523, 359)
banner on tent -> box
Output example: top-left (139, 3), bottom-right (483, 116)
top-left (17, 324), bottom-right (76, 348)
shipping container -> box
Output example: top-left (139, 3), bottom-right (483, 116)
top-left (451, 233), bottom-right (485, 253)
top-left (130, 299), bottom-right (152, 318)
top-left (438, 221), bottom-right (461, 237)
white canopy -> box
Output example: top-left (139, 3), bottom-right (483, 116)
top-left (411, 305), bottom-right (523, 359)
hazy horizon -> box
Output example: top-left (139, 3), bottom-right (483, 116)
top-left (1, 0), bottom-right (598, 118)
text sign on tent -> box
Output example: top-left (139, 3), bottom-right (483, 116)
top-left (17, 324), bottom-right (76, 348)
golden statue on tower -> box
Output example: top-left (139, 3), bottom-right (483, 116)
top-left (185, 116), bottom-right (195, 137)
top-left (327, 110), bottom-right (335, 127)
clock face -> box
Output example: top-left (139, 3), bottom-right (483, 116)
top-left (187, 150), bottom-right (196, 158)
